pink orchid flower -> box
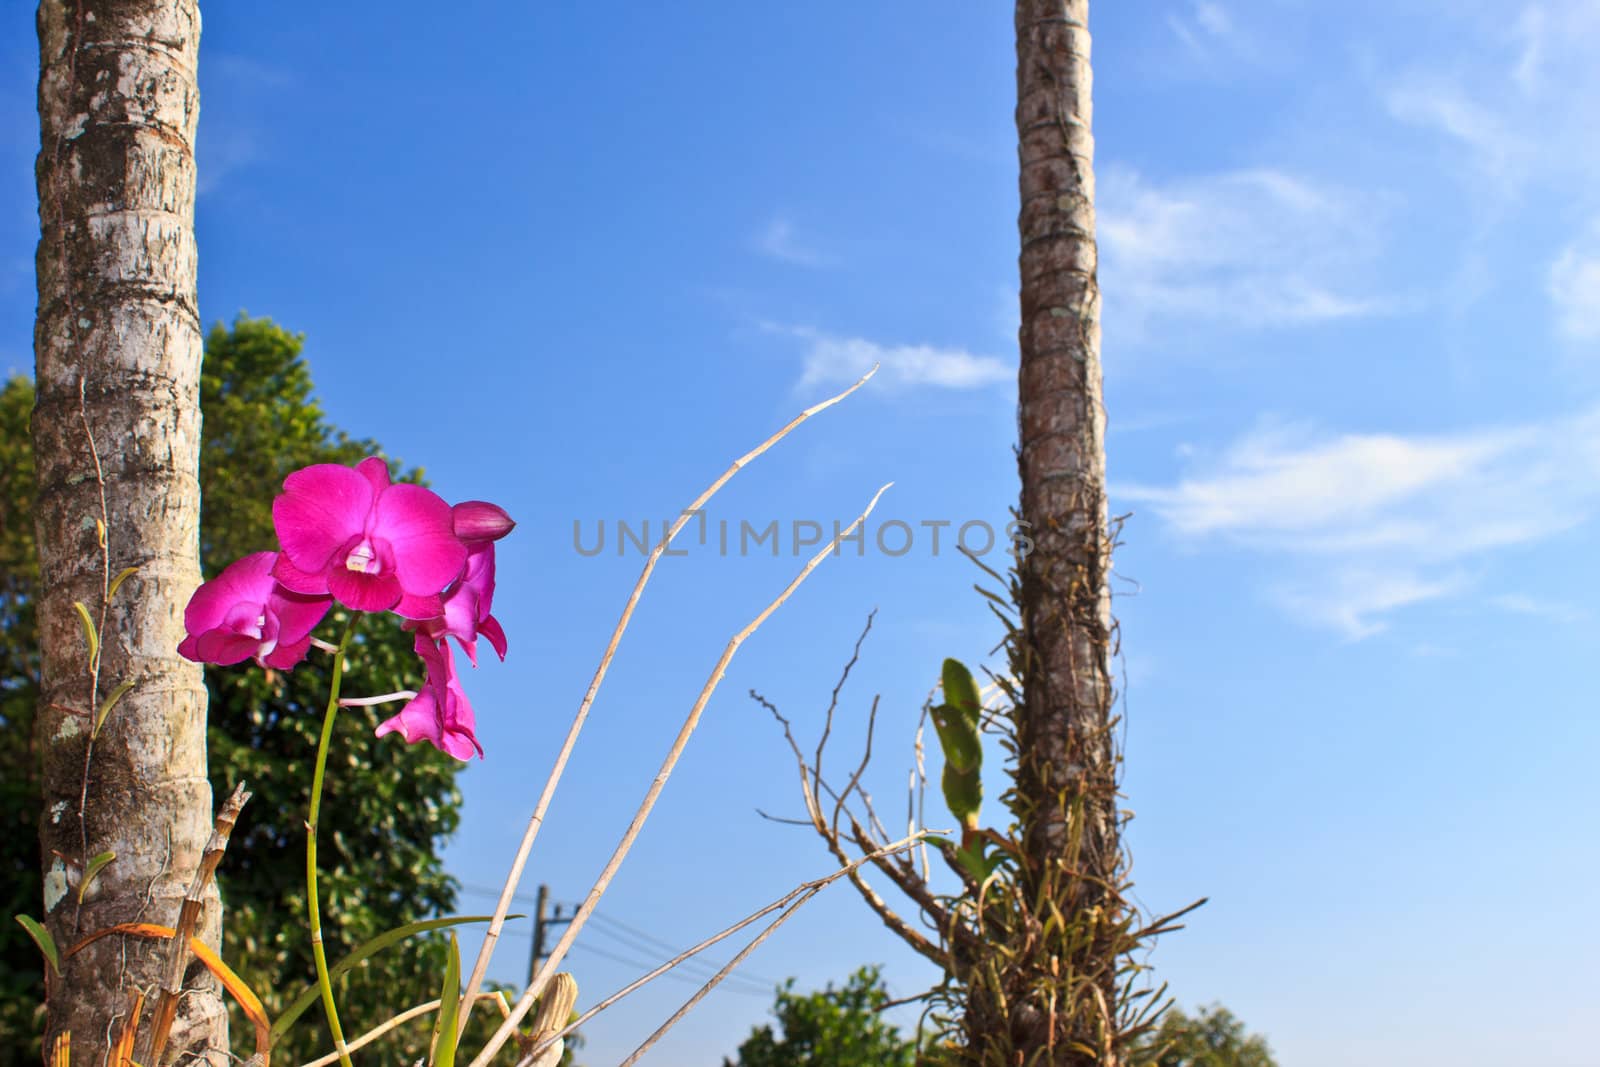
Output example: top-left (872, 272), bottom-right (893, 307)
top-left (375, 636), bottom-right (483, 760)
top-left (178, 552), bottom-right (332, 670)
top-left (405, 541), bottom-right (507, 666)
top-left (271, 456), bottom-right (467, 618)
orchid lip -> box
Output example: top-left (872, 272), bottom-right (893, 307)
top-left (345, 541), bottom-right (379, 574)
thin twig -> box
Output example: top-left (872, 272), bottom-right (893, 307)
top-left (522, 833), bottom-right (933, 1067)
top-left (455, 368), bottom-right (879, 1039)
top-left (754, 685), bottom-right (947, 968)
top-left (300, 992), bottom-right (510, 1067)
top-left (813, 609), bottom-right (873, 813)
top-left (72, 375), bottom-right (111, 932)
top-left (616, 889), bottom-right (813, 1067)
top-left (143, 783), bottom-right (252, 1063)
top-left (471, 483), bottom-right (892, 1066)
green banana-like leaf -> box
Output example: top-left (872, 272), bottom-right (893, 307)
top-left (929, 704), bottom-right (982, 773)
top-left (431, 931), bottom-right (462, 1067)
top-left (271, 913), bottom-right (518, 1040)
top-left (941, 658), bottom-right (981, 727)
top-left (942, 762), bottom-right (982, 831)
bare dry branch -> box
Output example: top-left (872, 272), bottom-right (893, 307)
top-left (517, 833), bottom-right (933, 1067)
top-left (143, 782), bottom-right (251, 1063)
top-left (300, 992), bottom-right (509, 1067)
top-left (455, 367), bottom-right (878, 1036)
top-left (470, 483), bottom-right (893, 1066)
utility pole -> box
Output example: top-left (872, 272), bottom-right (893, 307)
top-left (528, 884), bottom-right (570, 984)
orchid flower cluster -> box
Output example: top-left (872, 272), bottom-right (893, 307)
top-left (178, 456), bottom-right (514, 760)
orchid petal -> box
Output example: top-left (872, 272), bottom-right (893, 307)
top-left (270, 553), bottom-right (331, 595)
top-left (193, 630), bottom-right (259, 666)
top-left (356, 456), bottom-right (392, 495)
top-left (395, 591), bottom-right (445, 620)
top-left (182, 552), bottom-right (277, 635)
top-left (269, 588), bottom-right (333, 646)
top-left (327, 568), bottom-right (402, 613)
top-left (479, 614), bottom-right (508, 661)
top-left (374, 483), bottom-right (467, 596)
top-left (273, 465), bottom-right (375, 573)
top-left (261, 635), bottom-right (314, 670)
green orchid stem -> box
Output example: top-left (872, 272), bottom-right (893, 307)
top-left (308, 614), bottom-right (359, 1067)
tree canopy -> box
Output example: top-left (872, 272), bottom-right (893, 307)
top-left (1134, 1004), bottom-right (1279, 1067)
top-left (724, 965), bottom-right (918, 1067)
top-left (0, 315), bottom-right (500, 1062)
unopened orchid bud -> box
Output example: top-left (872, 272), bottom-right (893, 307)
top-left (452, 500), bottom-right (516, 542)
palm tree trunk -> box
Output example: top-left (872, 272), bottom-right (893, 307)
top-left (32, 0), bottom-right (226, 1059)
top-left (1011, 0), bottom-right (1121, 1061)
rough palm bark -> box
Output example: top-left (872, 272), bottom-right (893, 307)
top-left (32, 0), bottom-right (226, 1061)
top-left (1008, 0), bottom-right (1122, 1061)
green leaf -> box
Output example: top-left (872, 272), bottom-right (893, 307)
top-left (271, 914), bottom-right (519, 1040)
top-left (431, 931), bottom-right (462, 1067)
top-left (941, 763), bottom-right (982, 830)
top-left (941, 658), bottom-right (981, 727)
top-left (72, 601), bottom-right (98, 669)
top-left (929, 705), bottom-right (981, 774)
top-left (77, 850), bottom-right (115, 904)
top-left (14, 915), bottom-right (59, 976)
top-left (953, 840), bottom-right (1002, 884)
top-left (107, 566), bottom-right (138, 601)
top-left (93, 680), bottom-right (135, 739)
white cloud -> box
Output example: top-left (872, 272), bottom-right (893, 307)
top-left (1549, 222), bottom-right (1600, 341)
top-left (1117, 408), bottom-right (1600, 636)
top-left (1382, 1), bottom-right (1600, 194)
top-left (776, 325), bottom-right (1010, 391)
top-left (1097, 167), bottom-right (1388, 334)
top-left (1163, 0), bottom-right (1277, 73)
top-left (1384, 81), bottom-right (1527, 190)
top-left (1274, 567), bottom-right (1466, 640)
top-left (754, 218), bottom-right (832, 268)
top-left (1487, 593), bottom-right (1588, 624)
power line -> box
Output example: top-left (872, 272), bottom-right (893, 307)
top-left (584, 911), bottom-right (783, 988)
top-left (580, 923), bottom-right (774, 994)
top-left (565, 943), bottom-right (770, 998)
top-left (457, 883), bottom-right (784, 988)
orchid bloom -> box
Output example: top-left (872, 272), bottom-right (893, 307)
top-left (375, 635), bottom-right (483, 760)
top-left (271, 456), bottom-right (467, 618)
top-left (178, 552), bottom-right (332, 670)
top-left (406, 541), bottom-right (507, 666)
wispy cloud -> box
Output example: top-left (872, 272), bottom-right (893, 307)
top-left (1549, 220), bottom-right (1600, 342)
top-left (1097, 167), bottom-right (1390, 335)
top-left (754, 218), bottom-right (833, 268)
top-left (196, 127), bottom-right (259, 196)
top-left (1382, 1), bottom-right (1600, 195)
top-left (1384, 80), bottom-right (1528, 191)
top-left (1117, 409), bottom-right (1600, 636)
top-left (773, 325), bottom-right (1010, 391)
top-left (1166, 1), bottom-right (1254, 67)
top-left (1487, 593), bottom-right (1588, 625)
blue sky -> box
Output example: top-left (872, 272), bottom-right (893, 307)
top-left (4, 1), bottom-right (1599, 1064)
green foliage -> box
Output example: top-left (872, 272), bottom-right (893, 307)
top-left (930, 658), bottom-right (983, 832)
top-left (0, 373), bottom-right (45, 1059)
top-left (0, 318), bottom-right (510, 1062)
top-left (723, 966), bottom-right (917, 1067)
top-left (1131, 1004), bottom-right (1278, 1067)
